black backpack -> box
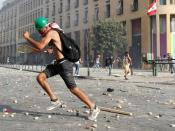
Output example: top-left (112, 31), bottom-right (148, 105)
top-left (53, 29), bottom-right (81, 62)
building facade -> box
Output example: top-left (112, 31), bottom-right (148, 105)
top-left (0, 0), bottom-right (175, 68)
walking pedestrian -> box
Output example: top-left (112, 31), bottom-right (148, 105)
top-left (74, 58), bottom-right (82, 76)
top-left (94, 54), bottom-right (101, 68)
top-left (122, 51), bottom-right (132, 80)
top-left (106, 56), bottom-right (115, 76)
top-left (23, 17), bottom-right (100, 121)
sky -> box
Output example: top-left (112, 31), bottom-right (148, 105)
top-left (0, 0), bottom-right (6, 9)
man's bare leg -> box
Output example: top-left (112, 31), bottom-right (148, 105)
top-left (36, 72), bottom-right (58, 101)
top-left (69, 87), bottom-right (95, 110)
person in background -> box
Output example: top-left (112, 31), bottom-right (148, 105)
top-left (106, 55), bottom-right (115, 76)
top-left (74, 58), bottom-right (83, 76)
top-left (122, 51), bottom-right (132, 80)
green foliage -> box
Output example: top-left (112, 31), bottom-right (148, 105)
top-left (89, 19), bottom-right (127, 56)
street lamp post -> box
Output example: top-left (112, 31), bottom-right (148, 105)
top-left (86, 29), bottom-right (90, 77)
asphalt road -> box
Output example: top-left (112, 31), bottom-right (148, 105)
top-left (0, 67), bottom-right (175, 131)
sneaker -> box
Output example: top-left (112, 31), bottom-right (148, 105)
top-left (88, 105), bottom-right (100, 121)
top-left (46, 100), bottom-right (62, 111)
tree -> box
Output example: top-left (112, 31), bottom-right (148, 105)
top-left (89, 19), bottom-right (127, 56)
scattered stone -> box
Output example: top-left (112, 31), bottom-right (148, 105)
top-left (102, 92), bottom-right (108, 95)
top-left (60, 104), bottom-right (67, 108)
top-left (91, 124), bottom-right (98, 128)
top-left (13, 99), bottom-right (18, 104)
top-left (105, 125), bottom-right (111, 129)
top-left (34, 116), bottom-right (39, 120)
top-left (84, 110), bottom-right (90, 114)
top-left (115, 114), bottom-right (120, 119)
top-left (78, 123), bottom-right (81, 127)
top-left (113, 104), bottom-right (122, 109)
top-left (10, 114), bottom-right (15, 118)
top-left (67, 109), bottom-right (74, 113)
top-left (154, 115), bottom-right (160, 118)
top-left (169, 124), bottom-right (175, 127)
top-left (25, 95), bottom-right (29, 98)
top-left (147, 112), bottom-right (153, 116)
top-left (4, 112), bottom-right (9, 115)
top-left (117, 99), bottom-right (125, 104)
top-left (107, 88), bottom-right (114, 92)
top-left (106, 120), bottom-right (111, 123)
top-left (24, 112), bottom-right (29, 116)
top-left (107, 94), bottom-right (112, 97)
top-left (48, 115), bottom-right (52, 119)
top-left (2, 114), bottom-right (6, 117)
top-left (146, 100), bottom-right (150, 102)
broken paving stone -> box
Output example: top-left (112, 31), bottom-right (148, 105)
top-left (147, 112), bottom-right (153, 116)
top-left (169, 124), bottom-right (175, 127)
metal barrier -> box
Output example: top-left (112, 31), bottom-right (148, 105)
top-left (145, 59), bottom-right (175, 76)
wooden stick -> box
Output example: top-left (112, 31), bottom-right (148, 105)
top-left (99, 106), bottom-right (133, 116)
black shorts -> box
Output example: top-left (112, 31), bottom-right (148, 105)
top-left (43, 59), bottom-right (76, 88)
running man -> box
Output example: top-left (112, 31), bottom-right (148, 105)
top-left (23, 17), bottom-right (100, 121)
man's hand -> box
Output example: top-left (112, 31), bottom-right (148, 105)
top-left (23, 31), bottom-right (30, 39)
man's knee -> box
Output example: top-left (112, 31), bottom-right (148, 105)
top-left (69, 87), bottom-right (78, 94)
top-left (37, 73), bottom-right (47, 82)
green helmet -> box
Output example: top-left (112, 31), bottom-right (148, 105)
top-left (34, 17), bottom-right (48, 30)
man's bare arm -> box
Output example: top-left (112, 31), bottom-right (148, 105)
top-left (23, 31), bottom-right (52, 50)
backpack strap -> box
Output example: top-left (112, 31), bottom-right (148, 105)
top-left (49, 29), bottom-right (64, 55)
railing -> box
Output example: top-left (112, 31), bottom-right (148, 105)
top-left (144, 59), bottom-right (175, 76)
top-left (0, 63), bottom-right (46, 73)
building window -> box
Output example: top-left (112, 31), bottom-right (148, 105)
top-left (46, 6), bottom-right (49, 18)
top-left (171, 15), bottom-right (175, 32)
top-left (131, 0), bottom-right (138, 11)
top-left (83, 8), bottom-right (88, 23)
top-left (74, 31), bottom-right (80, 46)
top-left (52, 2), bottom-right (55, 16)
top-left (66, 0), bottom-right (70, 11)
top-left (59, 0), bottom-right (63, 13)
top-left (66, 15), bottom-right (71, 28)
top-left (159, 0), bottom-right (166, 5)
top-left (170, 0), bottom-right (175, 4)
top-left (94, 5), bottom-right (99, 21)
top-left (105, 0), bottom-right (110, 18)
top-left (74, 0), bottom-right (79, 8)
top-left (74, 11), bottom-right (79, 26)
top-left (84, 0), bottom-right (88, 5)
top-left (60, 16), bottom-right (63, 28)
top-left (116, 0), bottom-right (123, 15)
